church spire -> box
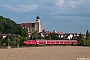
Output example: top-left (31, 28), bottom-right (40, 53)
top-left (36, 16), bottom-right (40, 22)
top-left (35, 16), bottom-right (42, 32)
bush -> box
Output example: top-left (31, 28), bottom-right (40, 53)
top-left (78, 38), bottom-right (90, 46)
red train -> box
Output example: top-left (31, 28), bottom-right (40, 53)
top-left (23, 40), bottom-right (78, 45)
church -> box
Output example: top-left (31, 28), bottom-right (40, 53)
top-left (19, 16), bottom-right (42, 33)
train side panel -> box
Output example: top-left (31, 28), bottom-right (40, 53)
top-left (23, 40), bottom-right (78, 45)
top-left (23, 40), bottom-right (37, 45)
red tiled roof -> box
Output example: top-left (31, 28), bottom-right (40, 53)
top-left (0, 34), bottom-right (11, 36)
top-left (28, 32), bottom-right (32, 35)
top-left (58, 32), bottom-right (65, 34)
top-left (0, 34), bottom-right (7, 36)
top-left (21, 23), bottom-right (35, 27)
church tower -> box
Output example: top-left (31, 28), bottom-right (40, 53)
top-left (35, 16), bottom-right (42, 32)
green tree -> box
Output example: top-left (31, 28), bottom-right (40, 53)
top-left (79, 38), bottom-right (86, 46)
top-left (19, 37), bottom-right (26, 46)
top-left (45, 34), bottom-right (51, 40)
top-left (0, 23), bottom-right (4, 33)
top-left (0, 16), bottom-right (28, 37)
top-left (78, 33), bottom-right (83, 42)
top-left (49, 33), bottom-right (59, 40)
top-left (86, 30), bottom-right (90, 40)
top-left (20, 28), bottom-right (28, 37)
top-left (87, 40), bottom-right (90, 46)
top-left (31, 30), bottom-right (39, 40)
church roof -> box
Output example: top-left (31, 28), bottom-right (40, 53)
top-left (20, 23), bottom-right (35, 27)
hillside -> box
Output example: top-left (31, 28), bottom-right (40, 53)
top-left (0, 16), bottom-right (27, 37)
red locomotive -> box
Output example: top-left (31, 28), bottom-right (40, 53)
top-left (23, 40), bottom-right (78, 45)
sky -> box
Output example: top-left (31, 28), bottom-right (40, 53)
top-left (0, 0), bottom-right (90, 34)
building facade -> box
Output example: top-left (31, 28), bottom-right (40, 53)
top-left (20, 16), bottom-right (42, 33)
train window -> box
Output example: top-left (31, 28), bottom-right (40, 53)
top-left (50, 40), bottom-right (56, 42)
top-left (60, 40), bottom-right (63, 43)
top-left (73, 41), bottom-right (76, 43)
top-left (66, 40), bottom-right (70, 43)
top-left (71, 40), bottom-right (77, 44)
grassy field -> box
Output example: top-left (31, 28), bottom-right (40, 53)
top-left (0, 46), bottom-right (90, 60)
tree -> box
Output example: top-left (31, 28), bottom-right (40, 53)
top-left (0, 23), bottom-right (4, 33)
top-left (0, 16), bottom-right (28, 37)
top-left (78, 33), bottom-right (83, 42)
top-left (87, 40), bottom-right (90, 46)
top-left (19, 37), bottom-right (26, 46)
top-left (45, 34), bottom-right (51, 40)
top-left (49, 33), bottom-right (59, 40)
top-left (20, 28), bottom-right (28, 37)
top-left (31, 30), bottom-right (39, 40)
top-left (77, 31), bottom-right (90, 46)
top-left (0, 35), bottom-right (3, 45)
top-left (86, 30), bottom-right (90, 40)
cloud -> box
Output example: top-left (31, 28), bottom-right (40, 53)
top-left (2, 4), bottom-right (38, 12)
top-left (69, 1), bottom-right (79, 7)
top-left (56, 0), bottom-right (64, 7)
top-left (49, 0), bottom-right (90, 18)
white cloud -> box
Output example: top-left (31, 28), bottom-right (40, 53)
top-left (69, 1), bottom-right (79, 7)
top-left (56, 0), bottom-right (64, 7)
top-left (2, 4), bottom-right (38, 12)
